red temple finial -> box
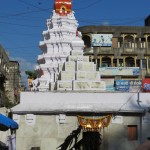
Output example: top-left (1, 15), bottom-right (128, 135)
top-left (54, 0), bottom-right (72, 16)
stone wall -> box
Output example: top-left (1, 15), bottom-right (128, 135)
top-left (15, 115), bottom-right (78, 150)
top-left (14, 114), bottom-right (150, 150)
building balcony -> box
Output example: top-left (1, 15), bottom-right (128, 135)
top-left (84, 47), bottom-right (148, 57)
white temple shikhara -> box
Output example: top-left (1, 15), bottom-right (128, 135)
top-left (32, 0), bottom-right (106, 92)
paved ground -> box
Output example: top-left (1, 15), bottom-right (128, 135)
top-left (135, 140), bottom-right (150, 150)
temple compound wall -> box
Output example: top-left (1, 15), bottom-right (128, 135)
top-left (13, 113), bottom-right (150, 150)
top-left (12, 92), bottom-right (150, 150)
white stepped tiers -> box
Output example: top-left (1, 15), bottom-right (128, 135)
top-left (50, 55), bottom-right (106, 91)
top-left (32, 10), bottom-right (84, 91)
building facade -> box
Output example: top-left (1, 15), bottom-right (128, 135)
top-left (5, 61), bottom-right (21, 105)
top-left (78, 24), bottom-right (150, 81)
top-left (0, 45), bottom-right (21, 107)
top-left (0, 45), bottom-right (9, 106)
top-left (12, 92), bottom-right (150, 150)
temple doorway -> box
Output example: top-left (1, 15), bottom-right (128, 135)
top-left (82, 131), bottom-right (101, 150)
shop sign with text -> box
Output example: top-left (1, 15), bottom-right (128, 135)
top-left (99, 67), bottom-right (140, 76)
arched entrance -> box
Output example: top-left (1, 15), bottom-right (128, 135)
top-left (125, 57), bottom-right (135, 67)
top-left (124, 35), bottom-right (134, 48)
top-left (102, 57), bottom-right (111, 67)
top-left (82, 35), bottom-right (91, 48)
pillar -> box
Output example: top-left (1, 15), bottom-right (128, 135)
top-left (95, 58), bottom-right (97, 66)
top-left (133, 34), bottom-right (136, 49)
top-left (122, 34), bottom-right (125, 48)
top-left (134, 56), bottom-right (137, 67)
top-left (111, 57), bottom-right (114, 67)
top-left (145, 35), bottom-right (148, 49)
top-left (100, 56), bottom-right (102, 67)
top-left (123, 57), bottom-right (125, 67)
top-left (117, 59), bottom-right (119, 67)
top-left (146, 57), bottom-right (149, 73)
top-left (118, 42), bottom-right (120, 48)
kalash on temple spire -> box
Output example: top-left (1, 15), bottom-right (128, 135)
top-left (31, 0), bottom-right (105, 92)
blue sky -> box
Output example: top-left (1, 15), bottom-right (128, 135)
top-left (0, 0), bottom-right (150, 85)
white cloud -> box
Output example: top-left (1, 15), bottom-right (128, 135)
top-left (102, 21), bottom-right (109, 26)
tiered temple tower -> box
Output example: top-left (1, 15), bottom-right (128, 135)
top-left (32, 0), bottom-right (106, 91)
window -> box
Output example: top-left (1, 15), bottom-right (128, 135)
top-left (124, 35), bottom-right (134, 48)
top-left (148, 59), bottom-right (150, 69)
top-left (127, 125), bottom-right (138, 141)
top-left (142, 59), bottom-right (146, 69)
top-left (82, 35), bottom-right (91, 48)
top-left (119, 59), bottom-right (123, 67)
top-left (125, 57), bottom-right (135, 67)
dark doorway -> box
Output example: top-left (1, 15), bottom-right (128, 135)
top-left (82, 35), bottom-right (91, 48)
top-left (83, 131), bottom-right (101, 150)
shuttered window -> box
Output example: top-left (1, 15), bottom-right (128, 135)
top-left (127, 125), bottom-right (138, 141)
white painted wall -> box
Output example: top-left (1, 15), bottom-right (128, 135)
top-left (11, 92), bottom-right (149, 113)
top-left (11, 92), bottom-right (150, 150)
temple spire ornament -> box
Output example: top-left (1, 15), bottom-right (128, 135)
top-left (54, 0), bottom-right (72, 16)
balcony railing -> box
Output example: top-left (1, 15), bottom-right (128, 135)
top-left (84, 47), bottom-right (149, 56)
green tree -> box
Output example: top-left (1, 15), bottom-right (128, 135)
top-left (25, 70), bottom-right (37, 79)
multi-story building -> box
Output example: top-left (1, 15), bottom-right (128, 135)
top-left (0, 44), bottom-right (21, 106)
top-left (78, 16), bottom-right (150, 84)
top-left (5, 61), bottom-right (21, 105)
top-left (0, 45), bottom-right (9, 106)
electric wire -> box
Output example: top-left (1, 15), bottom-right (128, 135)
top-left (113, 87), bottom-right (143, 118)
top-left (17, 0), bottom-right (52, 13)
top-left (0, 21), bottom-right (43, 28)
top-left (0, 8), bottom-right (51, 18)
top-left (0, 0), bottom-right (149, 82)
top-left (73, 0), bottom-right (103, 10)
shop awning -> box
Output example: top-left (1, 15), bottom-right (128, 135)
top-left (0, 114), bottom-right (18, 131)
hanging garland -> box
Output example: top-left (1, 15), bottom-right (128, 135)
top-left (78, 115), bottom-right (112, 131)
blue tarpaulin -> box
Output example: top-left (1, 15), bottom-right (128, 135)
top-left (0, 114), bottom-right (18, 131)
